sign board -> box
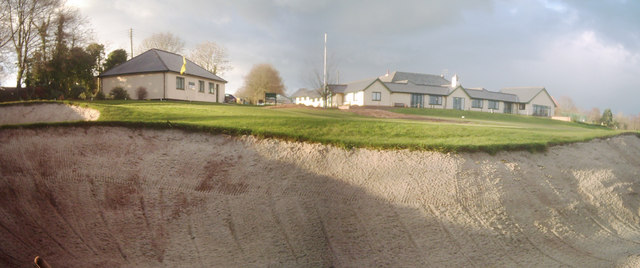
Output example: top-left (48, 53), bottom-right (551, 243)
top-left (265, 93), bottom-right (277, 98)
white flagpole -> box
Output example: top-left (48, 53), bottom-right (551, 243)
top-left (323, 33), bottom-right (327, 108)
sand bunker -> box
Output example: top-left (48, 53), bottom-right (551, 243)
top-left (0, 103), bottom-right (99, 125)
top-left (1, 126), bottom-right (639, 267)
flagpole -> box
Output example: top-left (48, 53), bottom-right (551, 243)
top-left (323, 33), bottom-right (327, 108)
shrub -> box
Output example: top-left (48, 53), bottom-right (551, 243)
top-left (70, 85), bottom-right (87, 99)
top-left (109, 87), bottom-right (130, 100)
top-left (95, 90), bottom-right (106, 100)
top-left (136, 86), bottom-right (148, 100)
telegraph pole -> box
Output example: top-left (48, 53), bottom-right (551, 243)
top-left (323, 33), bottom-right (327, 108)
top-left (129, 28), bottom-right (134, 59)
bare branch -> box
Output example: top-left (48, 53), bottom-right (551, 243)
top-left (189, 41), bottom-right (232, 76)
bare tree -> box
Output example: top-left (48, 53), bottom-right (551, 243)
top-left (236, 63), bottom-right (285, 104)
top-left (138, 32), bottom-right (185, 54)
top-left (587, 107), bottom-right (601, 124)
top-left (189, 41), bottom-right (231, 76)
top-left (3, 0), bottom-right (60, 88)
top-left (555, 96), bottom-right (579, 115)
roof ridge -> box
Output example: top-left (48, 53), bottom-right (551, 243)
top-left (151, 49), bottom-right (170, 71)
top-left (150, 48), bottom-right (185, 57)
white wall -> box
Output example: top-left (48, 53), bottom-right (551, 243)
top-left (528, 90), bottom-right (556, 117)
top-left (446, 87), bottom-right (470, 110)
top-left (362, 81), bottom-right (392, 106)
top-left (344, 91), bottom-right (364, 106)
top-left (390, 93), bottom-right (411, 107)
top-left (165, 73), bottom-right (225, 103)
top-left (101, 73), bottom-right (164, 99)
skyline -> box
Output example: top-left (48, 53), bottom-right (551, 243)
top-left (4, 0), bottom-right (640, 114)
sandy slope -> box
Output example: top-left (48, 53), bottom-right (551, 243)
top-left (0, 103), bottom-right (99, 125)
top-left (0, 126), bottom-right (639, 267)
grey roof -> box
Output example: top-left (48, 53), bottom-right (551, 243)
top-left (500, 87), bottom-right (546, 103)
top-left (341, 77), bottom-right (379, 93)
top-left (328, 84), bottom-right (347, 93)
top-left (291, 88), bottom-right (320, 98)
top-left (379, 71), bottom-right (450, 86)
top-left (466, 88), bottom-right (519, 102)
top-left (99, 49), bottom-right (226, 82)
top-left (383, 82), bottom-right (451, 95)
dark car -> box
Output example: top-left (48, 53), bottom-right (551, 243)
top-left (224, 94), bottom-right (236, 103)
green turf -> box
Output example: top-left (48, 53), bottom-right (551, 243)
top-left (2, 100), bottom-right (634, 153)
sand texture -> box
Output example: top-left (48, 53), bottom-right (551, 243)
top-left (0, 103), bottom-right (99, 125)
top-left (1, 126), bottom-right (639, 267)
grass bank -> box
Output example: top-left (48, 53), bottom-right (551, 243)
top-left (2, 100), bottom-right (632, 153)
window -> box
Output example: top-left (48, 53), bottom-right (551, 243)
top-left (372, 92), bottom-right (381, 101)
top-left (429, 95), bottom-right (442, 105)
top-left (198, 81), bottom-right (205, 92)
top-left (488, 100), bottom-right (499, 110)
top-left (453, 97), bottom-right (465, 110)
top-left (209, 82), bottom-right (215, 94)
top-left (176, 77), bottom-right (185, 90)
top-left (411, 94), bottom-right (423, 108)
top-left (188, 81), bottom-right (195, 91)
top-left (533, 105), bottom-right (550, 116)
top-left (519, 103), bottom-right (526, 110)
top-left (472, 99), bottom-right (483, 108)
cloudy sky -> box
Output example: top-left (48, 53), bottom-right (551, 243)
top-left (44, 0), bottom-right (640, 114)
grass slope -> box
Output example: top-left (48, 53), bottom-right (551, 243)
top-left (3, 100), bottom-right (631, 153)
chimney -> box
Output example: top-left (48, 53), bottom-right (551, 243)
top-left (385, 69), bottom-right (389, 76)
top-left (451, 74), bottom-right (460, 87)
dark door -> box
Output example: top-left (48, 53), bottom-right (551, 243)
top-left (504, 102), bottom-right (513, 114)
top-left (411, 94), bottom-right (423, 108)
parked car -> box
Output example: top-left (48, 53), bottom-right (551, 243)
top-left (224, 94), bottom-right (236, 103)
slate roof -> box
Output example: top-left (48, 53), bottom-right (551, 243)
top-left (466, 88), bottom-right (519, 102)
top-left (379, 71), bottom-right (450, 86)
top-left (340, 77), bottom-right (379, 93)
top-left (291, 88), bottom-right (320, 98)
top-left (500, 87), bottom-right (546, 103)
top-left (383, 82), bottom-right (451, 95)
top-left (99, 49), bottom-right (226, 82)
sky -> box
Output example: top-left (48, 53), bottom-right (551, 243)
top-left (7, 0), bottom-right (640, 114)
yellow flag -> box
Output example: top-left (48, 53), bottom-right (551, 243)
top-left (180, 56), bottom-right (186, 75)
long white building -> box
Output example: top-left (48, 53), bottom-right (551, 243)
top-left (292, 71), bottom-right (556, 117)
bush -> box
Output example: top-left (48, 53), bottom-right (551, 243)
top-left (70, 85), bottom-right (87, 99)
top-left (95, 90), bottom-right (106, 100)
top-left (136, 86), bottom-right (148, 100)
top-left (109, 87), bottom-right (130, 100)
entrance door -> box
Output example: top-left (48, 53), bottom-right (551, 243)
top-left (504, 102), bottom-right (513, 114)
top-left (453, 97), bottom-right (465, 110)
top-left (411, 94), bottom-right (423, 108)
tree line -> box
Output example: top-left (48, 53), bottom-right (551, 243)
top-left (0, 0), bottom-right (232, 101)
top-left (555, 96), bottom-right (640, 130)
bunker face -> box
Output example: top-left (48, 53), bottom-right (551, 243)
top-left (0, 103), bottom-right (99, 125)
top-left (1, 127), bottom-right (640, 267)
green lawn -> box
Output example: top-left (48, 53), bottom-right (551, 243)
top-left (3, 100), bottom-right (635, 153)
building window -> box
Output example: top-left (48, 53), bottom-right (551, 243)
top-left (176, 77), bottom-right (185, 90)
top-left (488, 100), bottom-right (499, 110)
top-left (472, 99), bottom-right (483, 108)
top-left (198, 81), bottom-right (205, 92)
top-left (372, 92), bottom-right (381, 101)
top-left (453, 97), bottom-right (465, 110)
top-left (519, 103), bottom-right (526, 110)
top-left (209, 82), bottom-right (215, 94)
top-left (429, 95), bottom-right (442, 105)
top-left (533, 105), bottom-right (550, 116)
